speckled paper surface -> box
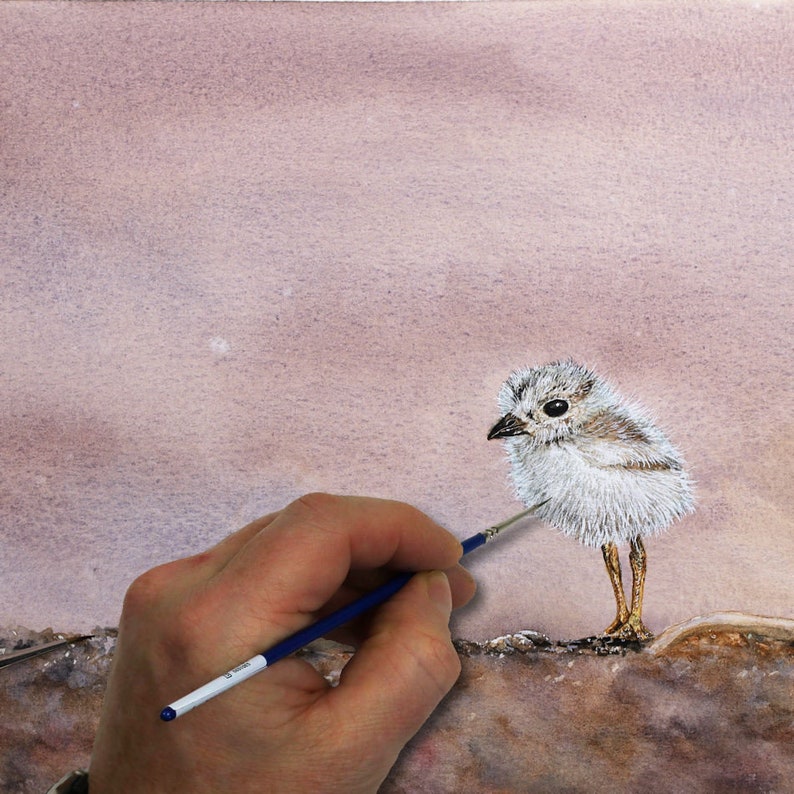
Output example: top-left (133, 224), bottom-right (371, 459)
top-left (1, 1), bottom-right (791, 645)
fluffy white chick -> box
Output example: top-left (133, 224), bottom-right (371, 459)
top-left (488, 360), bottom-right (694, 640)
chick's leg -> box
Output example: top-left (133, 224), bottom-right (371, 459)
top-left (601, 542), bottom-right (629, 635)
top-left (624, 536), bottom-right (653, 641)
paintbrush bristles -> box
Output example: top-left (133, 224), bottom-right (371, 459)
top-left (482, 502), bottom-right (548, 542)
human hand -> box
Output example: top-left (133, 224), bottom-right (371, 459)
top-left (89, 493), bottom-right (476, 792)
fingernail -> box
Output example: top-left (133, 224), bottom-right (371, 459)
top-left (425, 570), bottom-right (452, 612)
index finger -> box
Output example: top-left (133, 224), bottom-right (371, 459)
top-left (208, 493), bottom-right (462, 642)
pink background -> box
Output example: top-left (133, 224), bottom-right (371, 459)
top-left (1, 1), bottom-right (791, 641)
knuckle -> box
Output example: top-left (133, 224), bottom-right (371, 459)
top-left (121, 563), bottom-right (206, 655)
top-left (286, 492), bottom-right (344, 527)
top-left (294, 491), bottom-right (341, 514)
top-left (122, 564), bottom-right (170, 617)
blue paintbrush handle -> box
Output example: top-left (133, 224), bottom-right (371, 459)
top-left (266, 529), bottom-right (488, 665)
top-left (262, 571), bottom-right (415, 665)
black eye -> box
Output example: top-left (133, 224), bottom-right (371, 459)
top-left (543, 399), bottom-right (569, 417)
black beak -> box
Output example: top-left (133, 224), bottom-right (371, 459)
top-left (487, 413), bottom-right (529, 440)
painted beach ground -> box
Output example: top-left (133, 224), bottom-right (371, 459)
top-left (2, 614), bottom-right (792, 793)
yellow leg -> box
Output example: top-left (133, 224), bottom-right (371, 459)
top-left (624, 537), bottom-right (653, 641)
top-left (601, 538), bottom-right (654, 641)
top-left (601, 542), bottom-right (629, 634)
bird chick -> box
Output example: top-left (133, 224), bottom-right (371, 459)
top-left (488, 360), bottom-right (694, 641)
